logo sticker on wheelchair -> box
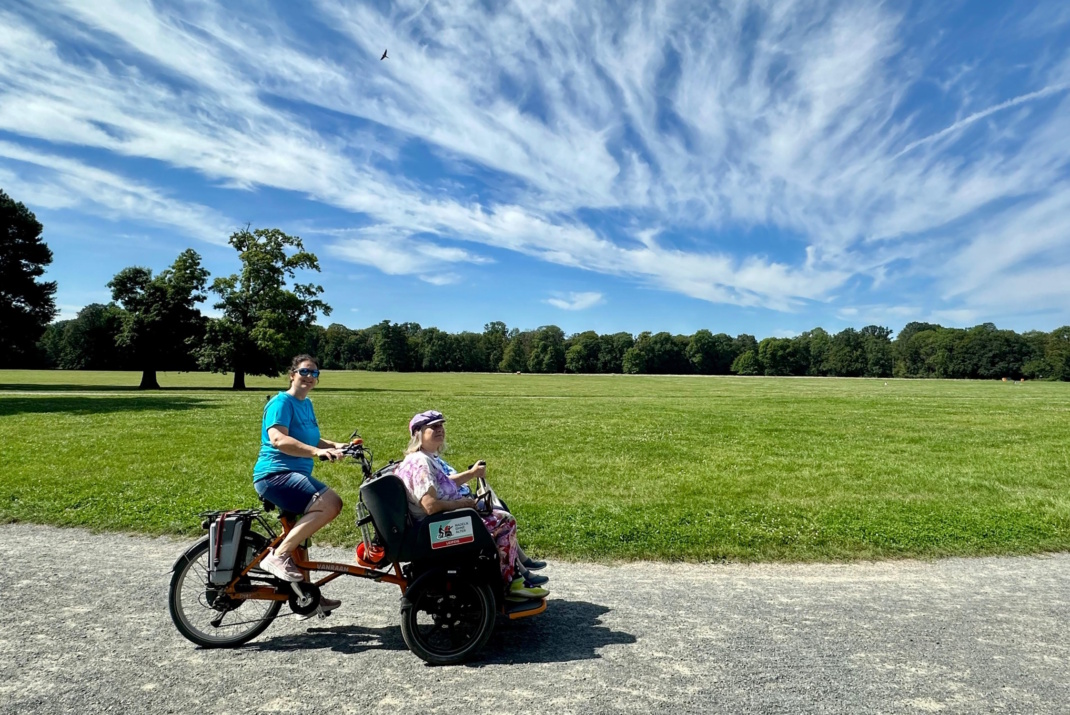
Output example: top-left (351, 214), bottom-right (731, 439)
top-left (430, 516), bottom-right (475, 549)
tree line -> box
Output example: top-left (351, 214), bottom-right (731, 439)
top-left (4, 188), bottom-right (1070, 385)
top-left (37, 296), bottom-right (1070, 383)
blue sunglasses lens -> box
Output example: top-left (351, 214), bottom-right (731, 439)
top-left (298, 368), bottom-right (320, 377)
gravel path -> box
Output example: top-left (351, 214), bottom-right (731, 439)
top-left (2, 523), bottom-right (1068, 714)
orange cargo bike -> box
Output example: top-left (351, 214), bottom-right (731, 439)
top-left (167, 438), bottom-right (546, 665)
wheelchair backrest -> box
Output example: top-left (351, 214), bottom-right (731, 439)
top-left (359, 474), bottom-right (411, 562)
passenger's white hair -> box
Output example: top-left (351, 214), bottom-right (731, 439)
top-left (405, 427), bottom-right (447, 455)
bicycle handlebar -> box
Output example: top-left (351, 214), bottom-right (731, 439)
top-left (319, 444), bottom-right (366, 461)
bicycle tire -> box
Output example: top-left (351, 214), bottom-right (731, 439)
top-left (400, 573), bottom-right (496, 665)
top-left (168, 534), bottom-right (282, 648)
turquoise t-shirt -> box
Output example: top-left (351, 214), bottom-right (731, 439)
top-left (253, 392), bottom-right (321, 481)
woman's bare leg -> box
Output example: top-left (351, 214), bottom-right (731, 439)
top-left (276, 489), bottom-right (342, 557)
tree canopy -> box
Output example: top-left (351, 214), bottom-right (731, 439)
top-left (0, 189), bottom-right (57, 365)
top-left (197, 227), bottom-right (330, 389)
top-left (108, 249), bottom-right (208, 389)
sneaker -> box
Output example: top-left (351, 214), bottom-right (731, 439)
top-left (524, 573), bottom-right (549, 587)
top-left (259, 549), bottom-right (303, 582)
top-left (506, 594), bottom-right (544, 603)
top-left (300, 596), bottom-right (341, 621)
top-left (521, 557), bottom-right (547, 571)
top-left (509, 578), bottom-right (549, 599)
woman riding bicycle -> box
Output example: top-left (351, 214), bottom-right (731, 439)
top-left (254, 354), bottom-right (347, 611)
top-left (396, 410), bottom-right (549, 601)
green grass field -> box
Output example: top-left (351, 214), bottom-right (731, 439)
top-left (1, 370), bottom-right (1068, 562)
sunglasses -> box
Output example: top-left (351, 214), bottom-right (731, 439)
top-left (297, 368), bottom-right (320, 378)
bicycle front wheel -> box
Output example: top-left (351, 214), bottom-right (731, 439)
top-left (400, 573), bottom-right (496, 665)
top-left (168, 534), bottom-right (282, 648)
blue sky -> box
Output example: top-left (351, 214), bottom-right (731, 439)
top-left (2, 0), bottom-right (1069, 338)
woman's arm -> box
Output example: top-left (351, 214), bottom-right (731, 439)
top-left (418, 487), bottom-right (477, 515)
top-left (268, 426), bottom-right (343, 460)
top-left (316, 437), bottom-right (348, 450)
top-left (447, 461), bottom-right (485, 487)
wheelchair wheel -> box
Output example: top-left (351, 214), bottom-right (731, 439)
top-left (400, 572), bottom-right (496, 665)
top-left (168, 534), bottom-right (282, 648)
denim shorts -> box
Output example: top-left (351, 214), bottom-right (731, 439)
top-left (254, 471), bottom-right (329, 514)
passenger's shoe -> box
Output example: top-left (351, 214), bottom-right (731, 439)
top-left (524, 573), bottom-right (549, 587)
top-left (509, 578), bottom-right (549, 599)
top-left (300, 596), bottom-right (341, 621)
top-left (506, 594), bottom-right (544, 603)
top-left (259, 550), bottom-right (303, 582)
top-left (521, 557), bottom-right (547, 571)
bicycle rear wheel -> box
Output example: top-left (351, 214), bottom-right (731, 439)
top-left (168, 534), bottom-right (282, 648)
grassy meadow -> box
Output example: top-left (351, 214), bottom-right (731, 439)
top-left (1, 369), bottom-right (1068, 562)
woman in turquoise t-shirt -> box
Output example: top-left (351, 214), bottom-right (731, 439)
top-left (254, 354), bottom-right (347, 596)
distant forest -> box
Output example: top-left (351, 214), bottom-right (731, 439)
top-left (8, 186), bottom-right (1067, 385)
top-left (38, 311), bottom-right (1070, 381)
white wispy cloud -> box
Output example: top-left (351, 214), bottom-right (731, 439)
top-left (0, 0), bottom-right (1068, 321)
top-left (545, 292), bottom-right (605, 311)
top-left (0, 141), bottom-right (232, 243)
top-left (324, 228), bottom-right (492, 285)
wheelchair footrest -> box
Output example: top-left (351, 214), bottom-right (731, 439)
top-left (503, 598), bottom-right (547, 620)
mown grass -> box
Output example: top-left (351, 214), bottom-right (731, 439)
top-left (1, 370), bottom-right (1068, 562)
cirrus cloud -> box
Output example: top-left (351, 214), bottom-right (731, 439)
top-left (545, 291), bottom-right (605, 311)
top-left (0, 0), bottom-right (1068, 328)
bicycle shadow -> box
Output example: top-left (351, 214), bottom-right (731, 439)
top-left (471, 600), bottom-right (636, 666)
top-left (246, 599), bottom-right (635, 665)
top-left (246, 621), bottom-right (408, 656)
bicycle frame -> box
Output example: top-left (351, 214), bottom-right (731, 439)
top-left (216, 510), bottom-right (408, 604)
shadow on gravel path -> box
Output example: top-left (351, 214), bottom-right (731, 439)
top-left (474, 601), bottom-right (636, 666)
top-left (242, 600), bottom-right (635, 666)
top-left (247, 622), bottom-right (408, 656)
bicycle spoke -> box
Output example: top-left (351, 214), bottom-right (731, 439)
top-left (172, 543), bottom-right (279, 646)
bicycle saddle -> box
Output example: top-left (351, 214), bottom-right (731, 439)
top-left (258, 497), bottom-right (298, 519)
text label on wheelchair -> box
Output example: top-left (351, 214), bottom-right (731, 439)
top-left (430, 516), bottom-right (475, 549)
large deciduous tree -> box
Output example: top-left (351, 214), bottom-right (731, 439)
top-left (565, 331), bottom-right (602, 373)
top-left (527, 325), bottom-right (566, 373)
top-left (0, 189), bottom-right (57, 365)
top-left (38, 303), bottom-right (128, 370)
top-left (370, 321), bottom-right (411, 371)
top-left (687, 330), bottom-right (736, 375)
top-left (198, 228), bottom-right (329, 389)
top-left (109, 249), bottom-right (209, 389)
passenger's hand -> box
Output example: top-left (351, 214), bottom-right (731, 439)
top-left (459, 497), bottom-right (478, 510)
top-left (471, 462), bottom-right (486, 480)
top-left (317, 448), bottom-right (346, 462)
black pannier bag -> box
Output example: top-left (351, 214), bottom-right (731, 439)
top-left (207, 511), bottom-right (248, 585)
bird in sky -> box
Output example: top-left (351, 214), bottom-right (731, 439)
top-left (380, 49), bottom-right (388, 60)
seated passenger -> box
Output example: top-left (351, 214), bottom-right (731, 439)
top-left (428, 451), bottom-right (548, 584)
top-left (396, 410), bottom-right (549, 601)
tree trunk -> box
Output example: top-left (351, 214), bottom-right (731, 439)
top-left (232, 370), bottom-right (246, 390)
top-left (139, 370), bottom-right (160, 390)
